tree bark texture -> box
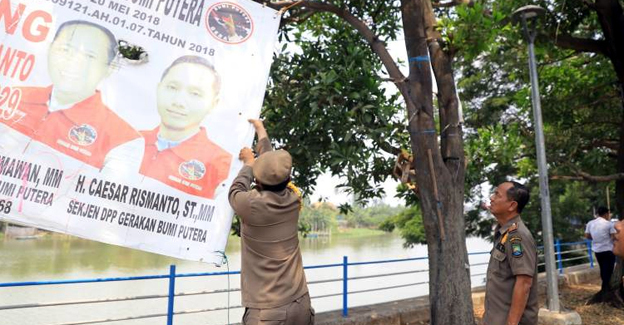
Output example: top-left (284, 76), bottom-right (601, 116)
top-left (401, 1), bottom-right (474, 324)
top-left (577, 0), bottom-right (624, 306)
top-left (593, 0), bottom-right (624, 219)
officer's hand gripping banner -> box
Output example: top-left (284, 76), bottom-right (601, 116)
top-left (0, 0), bottom-right (280, 264)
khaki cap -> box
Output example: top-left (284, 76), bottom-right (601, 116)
top-left (253, 150), bottom-right (292, 185)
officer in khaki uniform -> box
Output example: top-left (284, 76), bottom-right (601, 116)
top-left (229, 119), bottom-right (314, 325)
top-left (484, 181), bottom-right (538, 325)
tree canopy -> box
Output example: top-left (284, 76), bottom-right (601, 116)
top-left (255, 0), bottom-right (623, 244)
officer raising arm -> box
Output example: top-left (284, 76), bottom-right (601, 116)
top-left (483, 181), bottom-right (538, 325)
top-left (228, 119), bottom-right (314, 325)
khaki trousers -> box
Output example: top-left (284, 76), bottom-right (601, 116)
top-left (242, 293), bottom-right (315, 325)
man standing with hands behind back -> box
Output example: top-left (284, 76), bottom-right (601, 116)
top-left (229, 119), bottom-right (314, 325)
top-left (483, 181), bottom-right (538, 325)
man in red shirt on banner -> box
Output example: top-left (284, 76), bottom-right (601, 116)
top-left (0, 20), bottom-right (143, 172)
top-left (140, 56), bottom-right (232, 199)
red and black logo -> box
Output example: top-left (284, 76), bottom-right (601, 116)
top-left (179, 159), bottom-right (206, 181)
top-left (205, 2), bottom-right (253, 44)
top-left (68, 124), bottom-right (97, 146)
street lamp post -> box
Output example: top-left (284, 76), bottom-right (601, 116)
top-left (512, 5), bottom-right (560, 312)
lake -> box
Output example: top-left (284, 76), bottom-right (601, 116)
top-left (0, 232), bottom-right (492, 325)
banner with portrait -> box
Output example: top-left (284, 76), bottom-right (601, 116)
top-left (0, 0), bottom-right (280, 264)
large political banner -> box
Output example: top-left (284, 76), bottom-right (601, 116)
top-left (0, 0), bottom-right (280, 264)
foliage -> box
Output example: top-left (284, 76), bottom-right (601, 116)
top-left (261, 2), bottom-right (408, 208)
top-left (248, 0), bottom-right (621, 248)
top-left (379, 204), bottom-right (426, 248)
top-left (232, 201), bottom-right (405, 237)
top-left (300, 202), bottom-right (338, 234)
top-left (346, 203), bottom-right (404, 228)
top-left (117, 40), bottom-right (147, 62)
top-left (448, 0), bottom-right (622, 239)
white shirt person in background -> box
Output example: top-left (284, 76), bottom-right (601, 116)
top-left (585, 206), bottom-right (617, 292)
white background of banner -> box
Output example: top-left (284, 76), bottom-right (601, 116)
top-left (0, 0), bottom-right (280, 264)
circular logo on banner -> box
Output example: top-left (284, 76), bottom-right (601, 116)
top-left (68, 124), bottom-right (97, 146)
top-left (205, 2), bottom-right (254, 44)
top-left (179, 160), bottom-right (206, 181)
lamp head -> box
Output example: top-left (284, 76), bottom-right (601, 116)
top-left (512, 5), bottom-right (546, 25)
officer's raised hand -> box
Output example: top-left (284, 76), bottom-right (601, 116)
top-left (239, 147), bottom-right (254, 166)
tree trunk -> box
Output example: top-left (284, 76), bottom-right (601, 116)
top-left (616, 84), bottom-right (624, 220)
top-left (586, 0), bottom-right (624, 307)
top-left (595, 0), bottom-right (624, 220)
top-left (401, 1), bottom-right (474, 324)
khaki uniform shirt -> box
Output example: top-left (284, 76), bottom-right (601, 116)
top-left (483, 216), bottom-right (538, 325)
top-left (229, 138), bottom-right (309, 309)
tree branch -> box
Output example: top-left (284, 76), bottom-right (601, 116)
top-left (553, 33), bottom-right (609, 56)
top-left (583, 0), bottom-right (597, 10)
top-left (432, 0), bottom-right (474, 8)
top-left (422, 1), bottom-right (465, 180)
top-left (256, 1), bottom-right (409, 97)
top-left (281, 9), bottom-right (315, 25)
top-left (551, 171), bottom-right (624, 182)
top-left (589, 139), bottom-right (619, 151)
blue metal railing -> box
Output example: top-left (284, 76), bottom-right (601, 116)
top-left (0, 240), bottom-right (596, 325)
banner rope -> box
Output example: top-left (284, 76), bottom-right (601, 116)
top-left (215, 250), bottom-right (231, 324)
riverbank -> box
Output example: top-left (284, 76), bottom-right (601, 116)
top-left (329, 227), bottom-right (387, 238)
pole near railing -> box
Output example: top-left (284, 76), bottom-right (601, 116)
top-left (342, 256), bottom-right (348, 317)
top-left (555, 239), bottom-right (563, 274)
top-left (167, 265), bottom-right (176, 325)
top-left (586, 239), bottom-right (594, 268)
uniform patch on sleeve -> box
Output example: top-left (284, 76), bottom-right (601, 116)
top-left (510, 237), bottom-right (523, 257)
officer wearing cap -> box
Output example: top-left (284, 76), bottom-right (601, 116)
top-left (483, 181), bottom-right (538, 325)
top-left (229, 119), bottom-right (314, 325)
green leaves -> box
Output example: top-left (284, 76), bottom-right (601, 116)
top-left (262, 9), bottom-right (406, 204)
top-left (456, 0), bottom-right (622, 235)
top-left (379, 205), bottom-right (426, 247)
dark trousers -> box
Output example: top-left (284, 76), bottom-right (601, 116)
top-left (243, 293), bottom-right (314, 325)
top-left (595, 251), bottom-right (616, 291)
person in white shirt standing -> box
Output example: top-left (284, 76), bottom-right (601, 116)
top-left (585, 206), bottom-right (617, 292)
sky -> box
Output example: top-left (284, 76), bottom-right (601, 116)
top-left (309, 173), bottom-right (403, 207)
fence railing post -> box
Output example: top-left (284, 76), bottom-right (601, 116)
top-left (555, 239), bottom-right (563, 275)
top-left (586, 239), bottom-right (594, 268)
top-left (342, 256), bottom-right (348, 317)
top-left (167, 265), bottom-right (176, 325)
